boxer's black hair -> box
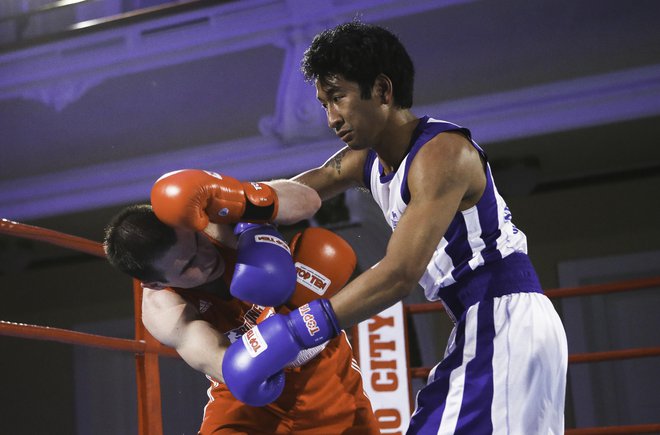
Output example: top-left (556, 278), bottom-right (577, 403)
top-left (104, 204), bottom-right (175, 282)
top-left (301, 21), bottom-right (415, 108)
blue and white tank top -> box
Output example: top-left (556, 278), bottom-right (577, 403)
top-left (363, 116), bottom-right (533, 304)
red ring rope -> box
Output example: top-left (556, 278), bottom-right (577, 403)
top-left (0, 320), bottom-right (177, 357)
top-left (0, 218), bottom-right (105, 257)
top-left (0, 218), bottom-right (169, 435)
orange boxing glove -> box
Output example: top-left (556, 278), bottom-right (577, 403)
top-left (286, 227), bottom-right (357, 309)
top-left (151, 169), bottom-right (278, 230)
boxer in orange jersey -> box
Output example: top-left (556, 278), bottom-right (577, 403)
top-left (103, 202), bottom-right (379, 434)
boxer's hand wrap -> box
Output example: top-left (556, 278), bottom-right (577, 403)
top-left (151, 169), bottom-right (278, 230)
top-left (230, 224), bottom-right (296, 306)
top-left (223, 299), bottom-right (341, 405)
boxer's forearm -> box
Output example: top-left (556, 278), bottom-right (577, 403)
top-left (265, 179), bottom-right (322, 224)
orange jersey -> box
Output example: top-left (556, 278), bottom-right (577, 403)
top-left (168, 242), bottom-right (379, 434)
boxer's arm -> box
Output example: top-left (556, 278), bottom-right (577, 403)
top-left (264, 179), bottom-right (322, 224)
top-left (142, 288), bottom-right (228, 382)
top-left (223, 136), bottom-right (481, 405)
top-left (292, 147), bottom-right (369, 201)
top-left (151, 170), bottom-right (323, 229)
top-left (252, 147), bottom-right (365, 222)
top-left (151, 170), bottom-right (280, 229)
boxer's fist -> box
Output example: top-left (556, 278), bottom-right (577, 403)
top-left (230, 224), bottom-right (296, 306)
top-left (151, 169), bottom-right (278, 230)
top-left (222, 314), bottom-right (301, 406)
top-left (223, 299), bottom-right (340, 406)
top-left (288, 227), bottom-right (357, 308)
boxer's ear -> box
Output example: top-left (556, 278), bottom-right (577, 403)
top-left (373, 74), bottom-right (393, 104)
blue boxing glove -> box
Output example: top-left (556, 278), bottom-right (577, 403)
top-left (230, 223), bottom-right (296, 306)
top-left (286, 299), bottom-right (342, 347)
top-left (222, 299), bottom-right (341, 406)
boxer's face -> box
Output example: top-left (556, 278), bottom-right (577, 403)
top-left (148, 228), bottom-right (225, 289)
top-left (316, 75), bottom-right (388, 151)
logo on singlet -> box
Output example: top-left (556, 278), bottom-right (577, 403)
top-left (226, 330), bottom-right (240, 344)
top-left (504, 206), bottom-right (519, 234)
top-left (224, 304), bottom-right (265, 344)
top-left (390, 211), bottom-right (400, 230)
top-left (199, 300), bottom-right (212, 314)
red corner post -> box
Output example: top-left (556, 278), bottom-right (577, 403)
top-left (133, 279), bottom-right (164, 435)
